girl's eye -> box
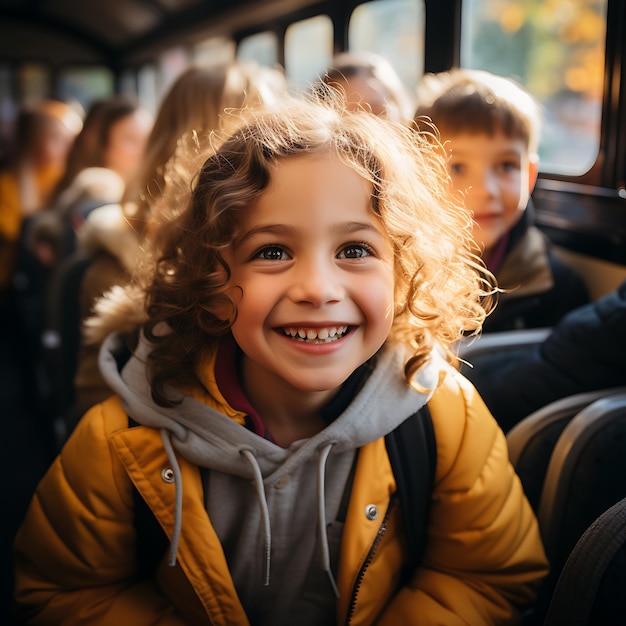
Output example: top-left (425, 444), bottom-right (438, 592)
top-left (338, 243), bottom-right (374, 259)
top-left (450, 162), bottom-right (465, 175)
top-left (254, 246), bottom-right (288, 261)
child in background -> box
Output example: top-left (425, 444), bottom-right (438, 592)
top-left (71, 61), bottom-right (286, 419)
top-left (0, 100), bottom-right (82, 407)
top-left (415, 68), bottom-right (589, 332)
top-left (14, 92), bottom-right (547, 625)
top-left (29, 96), bottom-right (152, 267)
top-left (0, 100), bottom-right (82, 294)
top-left (321, 51), bottom-right (414, 124)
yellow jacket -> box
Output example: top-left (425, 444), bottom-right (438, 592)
top-left (14, 363), bottom-right (547, 625)
top-left (0, 169), bottom-right (21, 288)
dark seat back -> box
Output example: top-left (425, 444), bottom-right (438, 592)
top-left (543, 495), bottom-right (626, 626)
top-left (538, 391), bottom-right (626, 572)
top-left (528, 391), bottom-right (626, 624)
top-left (40, 250), bottom-right (92, 449)
top-left (506, 387), bottom-right (626, 511)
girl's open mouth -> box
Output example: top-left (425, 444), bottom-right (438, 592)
top-left (281, 325), bottom-right (350, 344)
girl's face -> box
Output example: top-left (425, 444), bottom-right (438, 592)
top-left (224, 153), bottom-right (395, 401)
top-left (103, 109), bottom-right (152, 183)
top-left (34, 117), bottom-right (75, 169)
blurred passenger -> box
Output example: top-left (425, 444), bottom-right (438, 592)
top-left (414, 68), bottom-right (589, 332)
top-left (11, 98), bottom-right (151, 406)
top-left (466, 278), bottom-right (626, 431)
top-left (0, 100), bottom-right (82, 296)
top-left (72, 61), bottom-right (287, 417)
top-left (28, 97), bottom-right (153, 268)
top-left (320, 51), bottom-right (414, 124)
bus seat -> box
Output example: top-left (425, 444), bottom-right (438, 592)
top-left (506, 387), bottom-right (626, 512)
top-left (543, 495), bottom-right (626, 626)
top-left (458, 327), bottom-right (552, 361)
top-left (40, 250), bottom-right (93, 450)
top-left (457, 327), bottom-right (551, 380)
top-left (531, 391), bottom-right (626, 623)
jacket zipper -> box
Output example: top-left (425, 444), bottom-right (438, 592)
top-left (344, 495), bottom-right (396, 625)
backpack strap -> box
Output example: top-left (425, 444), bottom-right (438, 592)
top-left (128, 416), bottom-right (170, 577)
top-left (385, 403), bottom-right (436, 586)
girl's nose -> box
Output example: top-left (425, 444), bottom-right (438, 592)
top-left (287, 257), bottom-right (344, 306)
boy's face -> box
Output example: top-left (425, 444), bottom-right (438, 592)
top-left (224, 153), bottom-right (395, 399)
top-left (445, 131), bottom-right (538, 253)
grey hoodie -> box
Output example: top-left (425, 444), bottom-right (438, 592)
top-left (99, 331), bottom-right (445, 625)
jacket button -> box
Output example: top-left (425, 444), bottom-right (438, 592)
top-left (161, 467), bottom-right (175, 483)
top-left (365, 504), bottom-right (379, 520)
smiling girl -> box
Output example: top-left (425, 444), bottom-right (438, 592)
top-left (14, 92), bottom-right (547, 625)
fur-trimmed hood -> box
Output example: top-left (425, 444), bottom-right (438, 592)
top-left (56, 167), bottom-right (125, 216)
top-left (82, 283), bottom-right (147, 346)
top-left (28, 167), bottom-right (126, 253)
top-left (77, 202), bottom-right (142, 274)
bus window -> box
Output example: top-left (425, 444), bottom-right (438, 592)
top-left (285, 15), bottom-right (333, 90)
top-left (461, 0), bottom-right (607, 177)
top-left (194, 37), bottom-right (236, 67)
top-left (237, 31), bottom-right (279, 68)
top-left (57, 66), bottom-right (115, 113)
top-left (349, 0), bottom-right (424, 98)
top-left (119, 68), bottom-right (138, 100)
top-left (19, 63), bottom-right (50, 105)
top-left (158, 46), bottom-right (191, 98)
top-left (138, 63), bottom-right (158, 115)
top-left (0, 63), bottom-right (15, 166)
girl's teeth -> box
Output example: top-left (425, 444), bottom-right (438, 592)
top-left (284, 326), bottom-right (348, 342)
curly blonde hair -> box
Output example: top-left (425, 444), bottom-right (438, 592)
top-left (140, 89), bottom-right (494, 406)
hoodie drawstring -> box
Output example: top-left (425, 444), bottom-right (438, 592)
top-left (317, 442), bottom-right (340, 597)
top-left (240, 448), bottom-right (272, 586)
top-left (161, 429), bottom-right (184, 566)
top-left (240, 444), bottom-right (339, 596)
top-left (159, 435), bottom-right (340, 595)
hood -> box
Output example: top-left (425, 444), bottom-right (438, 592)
top-left (100, 329), bottom-right (445, 476)
top-left (55, 167), bottom-right (125, 215)
top-left (82, 283), bottom-right (147, 346)
top-left (77, 202), bottom-right (141, 273)
top-left (99, 329), bottom-right (447, 593)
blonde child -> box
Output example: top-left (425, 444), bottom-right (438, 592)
top-left (71, 61), bottom-right (286, 418)
top-left (14, 92), bottom-right (547, 625)
top-left (321, 51), bottom-right (414, 124)
top-left (415, 68), bottom-right (589, 331)
top-left (0, 100), bottom-right (82, 292)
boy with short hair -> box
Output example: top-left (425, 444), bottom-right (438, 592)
top-left (415, 68), bottom-right (589, 331)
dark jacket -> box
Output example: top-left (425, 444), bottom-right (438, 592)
top-left (483, 202), bottom-right (589, 332)
top-left (467, 279), bottom-right (626, 431)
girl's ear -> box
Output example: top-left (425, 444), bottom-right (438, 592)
top-left (214, 285), bottom-right (241, 323)
top-left (528, 153), bottom-right (539, 192)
